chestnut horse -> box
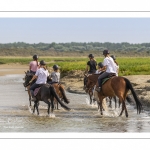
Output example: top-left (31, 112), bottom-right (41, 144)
top-left (84, 74), bottom-right (142, 117)
top-left (52, 83), bottom-right (70, 109)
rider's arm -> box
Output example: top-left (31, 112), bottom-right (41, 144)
top-left (29, 75), bottom-right (37, 83)
top-left (101, 66), bottom-right (106, 72)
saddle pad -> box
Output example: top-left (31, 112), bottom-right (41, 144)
top-left (102, 78), bottom-right (110, 85)
top-left (34, 87), bottom-right (41, 96)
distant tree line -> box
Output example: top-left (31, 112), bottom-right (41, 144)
top-left (0, 42), bottom-right (150, 56)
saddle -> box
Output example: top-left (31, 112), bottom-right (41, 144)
top-left (33, 84), bottom-right (49, 96)
top-left (34, 87), bottom-right (41, 96)
top-left (102, 73), bottom-right (116, 85)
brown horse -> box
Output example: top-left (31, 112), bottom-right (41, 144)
top-left (52, 83), bottom-right (70, 109)
top-left (84, 74), bottom-right (142, 117)
top-left (84, 74), bottom-right (117, 109)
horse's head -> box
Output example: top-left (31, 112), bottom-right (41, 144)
top-left (83, 74), bottom-right (94, 93)
top-left (23, 71), bottom-right (34, 87)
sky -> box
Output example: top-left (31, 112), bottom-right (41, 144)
top-left (0, 18), bottom-right (150, 44)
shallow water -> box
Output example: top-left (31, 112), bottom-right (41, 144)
top-left (0, 74), bottom-right (150, 132)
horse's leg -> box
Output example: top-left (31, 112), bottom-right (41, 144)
top-left (27, 86), bottom-right (32, 106)
top-left (88, 90), bottom-right (93, 105)
top-left (35, 101), bottom-right (39, 115)
top-left (44, 100), bottom-right (51, 115)
top-left (99, 98), bottom-right (103, 115)
top-left (51, 98), bottom-right (54, 113)
top-left (33, 102), bottom-right (36, 114)
top-left (108, 97), bottom-right (112, 108)
top-left (114, 96), bottom-right (117, 109)
top-left (47, 102), bottom-right (50, 115)
top-left (124, 102), bottom-right (128, 117)
top-left (119, 100), bottom-right (125, 117)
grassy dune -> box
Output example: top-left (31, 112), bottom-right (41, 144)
top-left (0, 57), bottom-right (150, 76)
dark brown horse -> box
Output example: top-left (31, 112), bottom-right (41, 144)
top-left (23, 71), bottom-right (70, 108)
top-left (84, 74), bottom-right (142, 117)
top-left (23, 71), bottom-right (71, 115)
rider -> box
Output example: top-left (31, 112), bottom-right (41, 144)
top-left (29, 60), bottom-right (49, 101)
top-left (29, 54), bottom-right (39, 74)
top-left (48, 64), bottom-right (60, 84)
top-left (95, 50), bottom-right (117, 92)
top-left (110, 55), bottom-right (119, 76)
top-left (85, 54), bottom-right (97, 74)
top-left (95, 62), bottom-right (105, 74)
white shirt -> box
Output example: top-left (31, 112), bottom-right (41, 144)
top-left (35, 68), bottom-right (49, 84)
top-left (50, 72), bottom-right (60, 82)
top-left (115, 64), bottom-right (119, 76)
top-left (95, 70), bottom-right (103, 74)
top-left (103, 57), bottom-right (116, 73)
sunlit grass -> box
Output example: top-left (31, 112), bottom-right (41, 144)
top-left (1, 57), bottom-right (150, 76)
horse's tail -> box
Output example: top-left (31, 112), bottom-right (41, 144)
top-left (49, 85), bottom-right (71, 111)
top-left (59, 84), bottom-right (70, 104)
top-left (123, 77), bottom-right (142, 114)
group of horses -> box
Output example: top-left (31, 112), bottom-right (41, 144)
top-left (23, 70), bottom-right (143, 118)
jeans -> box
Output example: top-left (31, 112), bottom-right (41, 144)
top-left (30, 83), bottom-right (41, 97)
top-left (98, 72), bottom-right (110, 87)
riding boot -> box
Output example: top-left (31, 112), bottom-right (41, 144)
top-left (30, 90), bottom-right (36, 101)
top-left (95, 78), bottom-right (102, 92)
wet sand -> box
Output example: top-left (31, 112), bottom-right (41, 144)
top-left (0, 64), bottom-right (28, 76)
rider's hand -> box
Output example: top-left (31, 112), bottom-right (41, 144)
top-left (29, 80), bottom-right (32, 84)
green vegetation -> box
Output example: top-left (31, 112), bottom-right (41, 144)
top-left (1, 42), bottom-right (150, 56)
top-left (1, 57), bottom-right (150, 76)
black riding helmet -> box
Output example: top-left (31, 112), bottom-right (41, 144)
top-left (33, 54), bottom-right (38, 60)
top-left (40, 60), bottom-right (46, 65)
top-left (88, 54), bottom-right (94, 58)
top-left (110, 55), bottom-right (116, 60)
top-left (53, 64), bottom-right (59, 70)
top-left (103, 50), bottom-right (109, 55)
top-left (98, 62), bottom-right (104, 68)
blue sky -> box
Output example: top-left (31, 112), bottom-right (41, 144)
top-left (0, 18), bottom-right (150, 44)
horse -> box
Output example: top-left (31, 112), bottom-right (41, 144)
top-left (84, 75), bottom-right (108, 111)
top-left (84, 74), bottom-right (142, 117)
top-left (52, 83), bottom-right (70, 109)
top-left (84, 74), bottom-right (117, 109)
top-left (23, 71), bottom-right (71, 115)
top-left (23, 71), bottom-right (70, 108)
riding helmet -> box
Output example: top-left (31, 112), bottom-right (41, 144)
top-left (33, 54), bottom-right (38, 60)
top-left (98, 62), bottom-right (104, 68)
top-left (53, 64), bottom-right (59, 70)
top-left (40, 60), bottom-right (46, 65)
top-left (88, 54), bottom-right (94, 58)
top-left (103, 50), bottom-right (109, 55)
top-left (110, 55), bottom-right (116, 60)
